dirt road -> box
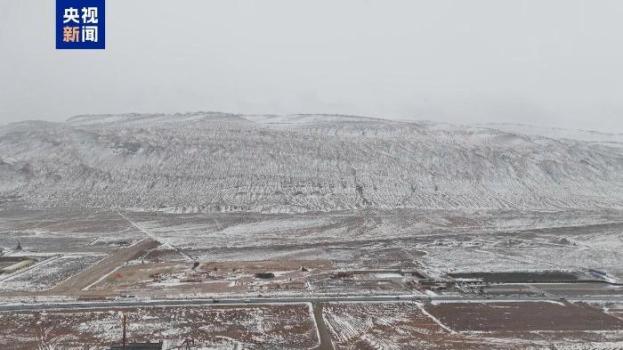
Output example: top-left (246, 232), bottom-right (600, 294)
top-left (50, 238), bottom-right (160, 294)
top-left (312, 302), bottom-right (335, 350)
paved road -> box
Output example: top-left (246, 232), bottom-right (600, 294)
top-left (2, 293), bottom-right (623, 313)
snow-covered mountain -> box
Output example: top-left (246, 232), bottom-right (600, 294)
top-left (0, 112), bottom-right (622, 212)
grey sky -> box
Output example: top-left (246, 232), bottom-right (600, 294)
top-left (1, 0), bottom-right (623, 132)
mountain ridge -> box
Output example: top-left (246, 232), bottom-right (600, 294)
top-left (1, 112), bottom-right (622, 213)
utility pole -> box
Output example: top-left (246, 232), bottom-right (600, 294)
top-left (122, 313), bottom-right (127, 349)
top-left (182, 337), bottom-right (194, 350)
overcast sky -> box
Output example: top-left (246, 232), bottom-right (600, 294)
top-left (1, 0), bottom-right (623, 132)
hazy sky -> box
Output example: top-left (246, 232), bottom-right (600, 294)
top-left (1, 0), bottom-right (623, 132)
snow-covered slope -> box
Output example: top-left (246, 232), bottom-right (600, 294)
top-left (479, 122), bottom-right (623, 147)
top-left (0, 112), bottom-right (622, 212)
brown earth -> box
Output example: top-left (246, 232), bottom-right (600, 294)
top-left (0, 304), bottom-right (318, 350)
top-left (50, 238), bottom-right (160, 294)
top-left (425, 301), bottom-right (623, 332)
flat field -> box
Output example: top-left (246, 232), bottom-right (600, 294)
top-left (0, 304), bottom-right (318, 350)
top-left (0, 208), bottom-right (622, 348)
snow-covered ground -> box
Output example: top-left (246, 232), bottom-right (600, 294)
top-left (1, 112), bottom-right (621, 212)
top-left (0, 254), bottom-right (104, 292)
top-left (0, 304), bottom-right (318, 349)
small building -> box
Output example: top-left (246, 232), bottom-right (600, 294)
top-left (109, 341), bottom-right (163, 350)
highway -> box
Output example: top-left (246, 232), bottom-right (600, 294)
top-left (2, 292), bottom-right (623, 313)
